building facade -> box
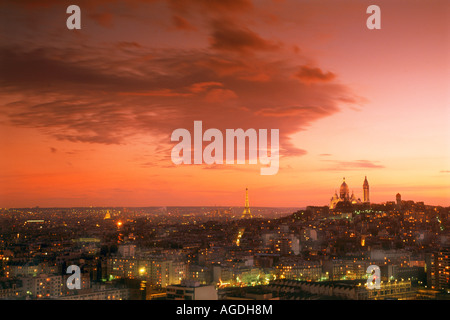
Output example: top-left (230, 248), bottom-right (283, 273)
top-left (166, 280), bottom-right (218, 300)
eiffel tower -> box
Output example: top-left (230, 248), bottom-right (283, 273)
top-left (241, 188), bottom-right (252, 219)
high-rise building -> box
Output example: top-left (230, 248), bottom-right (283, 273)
top-left (426, 247), bottom-right (450, 290)
top-left (20, 274), bottom-right (63, 298)
top-left (118, 244), bottom-right (136, 258)
top-left (363, 176), bottom-right (370, 203)
top-left (107, 257), bottom-right (181, 287)
top-left (0, 279), bottom-right (22, 299)
top-left (166, 280), bottom-right (218, 300)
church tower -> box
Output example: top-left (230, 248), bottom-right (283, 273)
top-left (363, 176), bottom-right (370, 203)
top-left (396, 193), bottom-right (402, 209)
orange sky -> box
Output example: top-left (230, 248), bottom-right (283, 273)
top-left (0, 0), bottom-right (449, 208)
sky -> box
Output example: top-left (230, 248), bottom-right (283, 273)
top-left (0, 0), bottom-right (449, 208)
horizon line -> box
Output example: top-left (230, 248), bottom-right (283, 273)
top-left (2, 200), bottom-right (449, 210)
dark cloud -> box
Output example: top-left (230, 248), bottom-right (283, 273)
top-left (0, 0), bottom-right (360, 161)
top-left (295, 66), bottom-right (336, 83)
top-left (0, 47), bottom-right (142, 91)
top-left (172, 15), bottom-right (197, 31)
top-left (255, 105), bottom-right (337, 118)
top-left (168, 0), bottom-right (253, 15)
top-left (89, 12), bottom-right (114, 28)
top-left (0, 42), bottom-right (357, 157)
top-left (116, 41), bottom-right (143, 50)
top-left (4, 0), bottom-right (253, 11)
top-left (210, 19), bottom-right (278, 53)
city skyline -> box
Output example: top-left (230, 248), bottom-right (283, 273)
top-left (0, 177), bottom-right (442, 210)
top-left (1, 192), bottom-right (448, 300)
top-left (1, 0), bottom-right (449, 208)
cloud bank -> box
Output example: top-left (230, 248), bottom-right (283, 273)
top-left (0, 0), bottom-right (360, 163)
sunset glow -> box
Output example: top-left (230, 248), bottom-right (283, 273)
top-left (0, 0), bottom-right (449, 208)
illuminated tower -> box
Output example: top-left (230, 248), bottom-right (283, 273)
top-left (241, 188), bottom-right (252, 219)
top-left (396, 193), bottom-right (402, 208)
top-left (340, 177), bottom-right (350, 200)
top-left (363, 176), bottom-right (370, 203)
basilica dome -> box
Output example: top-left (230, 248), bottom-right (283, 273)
top-left (339, 178), bottom-right (349, 199)
top-left (329, 177), bottom-right (366, 209)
